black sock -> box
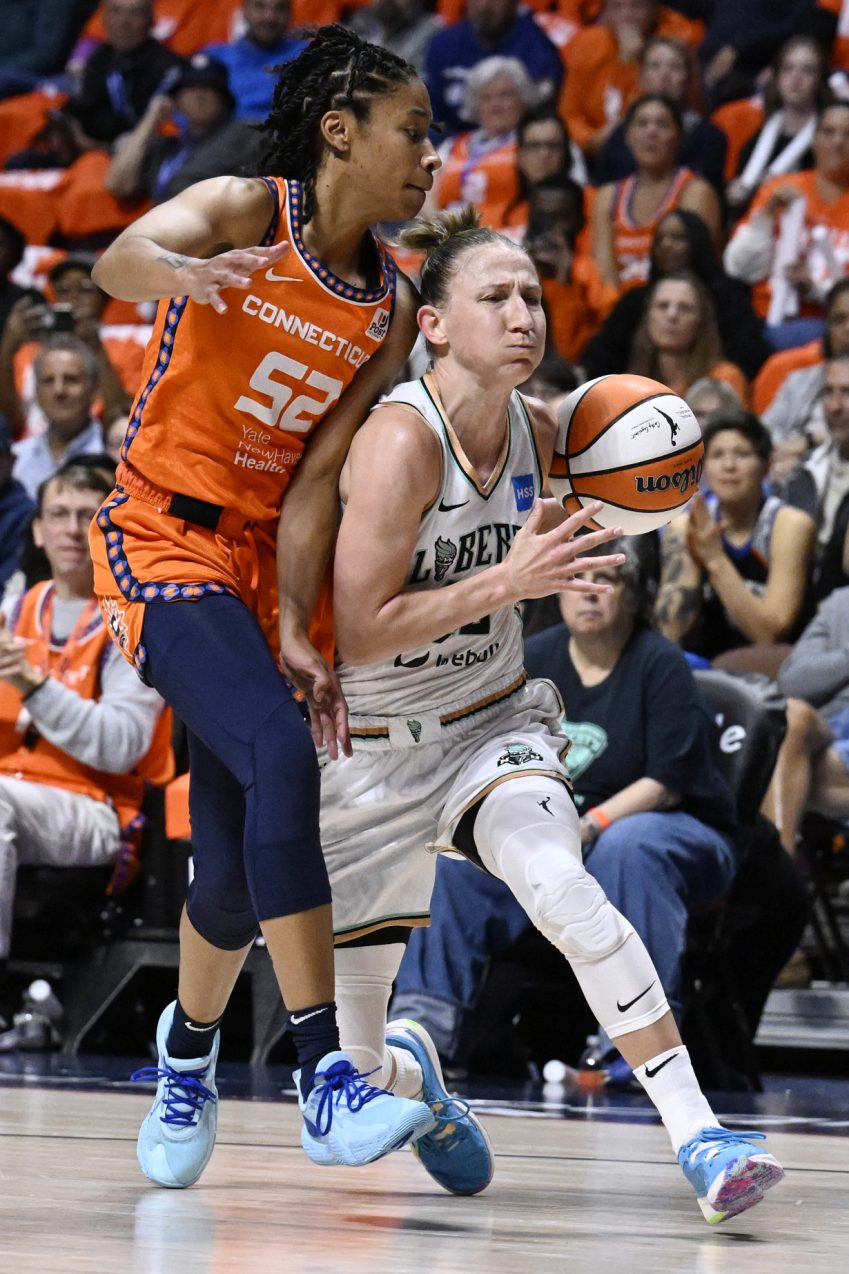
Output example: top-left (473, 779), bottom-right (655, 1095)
top-left (165, 998), bottom-right (222, 1060)
top-left (289, 1000), bottom-right (340, 1095)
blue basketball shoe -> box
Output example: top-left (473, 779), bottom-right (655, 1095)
top-left (385, 1019), bottom-right (494, 1195)
top-left (296, 1050), bottom-right (436, 1167)
top-left (678, 1126), bottom-right (785, 1224)
top-left (131, 1002), bottom-right (219, 1188)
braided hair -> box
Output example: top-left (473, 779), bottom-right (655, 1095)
top-left (258, 25), bottom-right (418, 223)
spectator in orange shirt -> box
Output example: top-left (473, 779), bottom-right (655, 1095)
top-left (592, 94), bottom-right (721, 292)
top-left (430, 55), bottom-right (534, 226)
top-left (0, 460), bottom-right (171, 1006)
top-left (582, 209), bottom-right (770, 381)
top-left (724, 102), bottom-right (849, 350)
top-left (595, 36), bottom-right (728, 193)
top-left (628, 273), bottom-right (749, 403)
top-left (0, 255), bottom-right (137, 440)
top-left (524, 174), bottom-right (615, 360)
top-left (561, 0), bottom-right (702, 159)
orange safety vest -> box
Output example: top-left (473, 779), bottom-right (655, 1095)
top-left (0, 581), bottom-right (174, 834)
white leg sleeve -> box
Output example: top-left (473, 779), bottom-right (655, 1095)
top-left (334, 943), bottom-right (424, 1096)
top-left (474, 779), bottom-right (669, 1039)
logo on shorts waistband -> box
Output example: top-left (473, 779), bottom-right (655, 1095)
top-left (103, 598), bottom-right (128, 650)
top-left (407, 719), bottom-right (422, 743)
top-left (497, 744), bottom-right (543, 767)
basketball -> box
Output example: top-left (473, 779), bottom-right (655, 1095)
top-left (549, 374), bottom-right (704, 535)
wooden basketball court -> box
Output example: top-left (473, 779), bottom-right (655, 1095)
top-left (2, 1073), bottom-right (846, 1273)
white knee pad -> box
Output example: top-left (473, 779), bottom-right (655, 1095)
top-left (474, 780), bottom-right (669, 1038)
top-left (475, 780), bottom-right (631, 961)
top-left (522, 845), bottom-right (633, 961)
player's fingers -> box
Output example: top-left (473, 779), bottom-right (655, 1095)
top-left (200, 283), bottom-right (228, 314)
top-left (555, 501), bottom-right (606, 537)
top-left (334, 693), bottom-right (352, 759)
top-left (259, 240), bottom-right (289, 260)
top-left (307, 701), bottom-right (330, 754)
top-left (560, 576), bottom-right (616, 594)
top-left (321, 709), bottom-right (339, 762)
top-left (566, 551), bottom-right (627, 576)
top-left (521, 499), bottom-right (545, 532)
top-left (562, 526), bottom-right (624, 554)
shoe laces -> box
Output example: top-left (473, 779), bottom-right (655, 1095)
top-left (684, 1126), bottom-right (766, 1164)
top-left (424, 1096), bottom-right (474, 1143)
top-left (310, 1060), bottom-right (390, 1136)
top-left (131, 1065), bottom-right (217, 1128)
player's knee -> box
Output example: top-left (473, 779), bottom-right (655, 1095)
top-left (524, 847), bottom-right (632, 962)
top-left (475, 778), bottom-right (580, 867)
top-left (186, 890), bottom-right (259, 950)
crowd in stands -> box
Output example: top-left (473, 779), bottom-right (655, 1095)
top-left (1, 0), bottom-right (848, 1075)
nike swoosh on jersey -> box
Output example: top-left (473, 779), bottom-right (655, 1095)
top-left (289, 1006), bottom-right (330, 1026)
top-left (265, 268), bottom-right (303, 283)
top-left (616, 981), bottom-right (655, 1013)
top-left (438, 499), bottom-right (470, 512)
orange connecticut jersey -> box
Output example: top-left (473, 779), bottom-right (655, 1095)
top-left (119, 177), bottom-right (397, 523)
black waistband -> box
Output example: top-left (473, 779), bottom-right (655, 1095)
top-left (169, 492), bottom-right (224, 532)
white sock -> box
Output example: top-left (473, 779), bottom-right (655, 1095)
top-left (386, 1043), bottom-right (425, 1100)
top-left (633, 1046), bottom-right (720, 1153)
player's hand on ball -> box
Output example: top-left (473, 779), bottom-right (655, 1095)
top-left (502, 499), bottom-right (625, 600)
top-left (175, 240), bottom-right (290, 314)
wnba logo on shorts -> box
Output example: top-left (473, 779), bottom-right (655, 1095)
top-left (103, 598), bottom-right (129, 650)
top-left (365, 308), bottom-right (390, 342)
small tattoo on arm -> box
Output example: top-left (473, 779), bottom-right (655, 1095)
top-left (157, 252), bottom-right (192, 271)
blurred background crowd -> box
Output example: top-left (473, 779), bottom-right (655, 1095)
top-left (0, 0), bottom-right (847, 1088)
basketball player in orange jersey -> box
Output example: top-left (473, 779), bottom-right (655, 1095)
top-left (87, 27), bottom-right (445, 1188)
top-left (320, 207), bottom-right (784, 1222)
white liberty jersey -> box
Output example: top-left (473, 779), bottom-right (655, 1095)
top-left (338, 370), bottom-right (544, 718)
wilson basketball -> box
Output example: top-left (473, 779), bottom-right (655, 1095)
top-left (549, 374), bottom-right (704, 535)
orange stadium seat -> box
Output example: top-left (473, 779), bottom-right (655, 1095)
top-left (81, 0), bottom-right (243, 57)
top-left (0, 88), bottom-right (69, 170)
top-left (711, 96), bottom-right (765, 182)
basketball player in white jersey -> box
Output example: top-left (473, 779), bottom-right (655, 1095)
top-left (319, 208), bottom-right (784, 1222)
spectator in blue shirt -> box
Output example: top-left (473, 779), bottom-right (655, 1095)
top-left (12, 337), bottom-right (104, 502)
top-left (204, 0), bottom-right (308, 123)
top-left (424, 0), bottom-right (563, 136)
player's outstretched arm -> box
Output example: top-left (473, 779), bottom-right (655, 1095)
top-left (334, 410), bottom-right (626, 668)
top-left (91, 176), bottom-right (288, 309)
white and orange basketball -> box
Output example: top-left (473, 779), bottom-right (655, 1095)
top-left (550, 374), bottom-right (704, 535)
